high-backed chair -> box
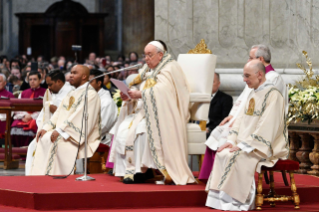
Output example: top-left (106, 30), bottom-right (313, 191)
top-left (177, 39), bottom-right (217, 170)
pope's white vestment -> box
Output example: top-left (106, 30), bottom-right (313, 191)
top-left (205, 81), bottom-right (289, 211)
top-left (25, 83), bottom-right (74, 175)
top-left (206, 69), bottom-right (288, 150)
top-left (110, 53), bottom-right (196, 185)
top-left (98, 88), bottom-right (117, 145)
top-left (29, 82), bottom-right (101, 175)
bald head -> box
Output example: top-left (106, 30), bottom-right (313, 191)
top-left (243, 59), bottom-right (266, 89)
top-left (69, 65), bottom-right (90, 88)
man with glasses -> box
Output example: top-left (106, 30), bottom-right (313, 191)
top-left (109, 41), bottom-right (196, 185)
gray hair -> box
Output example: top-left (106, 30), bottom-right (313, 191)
top-left (251, 44), bottom-right (271, 63)
top-left (252, 61), bottom-right (266, 74)
top-left (0, 73), bottom-right (6, 81)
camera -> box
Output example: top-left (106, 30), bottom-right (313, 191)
top-left (72, 45), bottom-right (82, 51)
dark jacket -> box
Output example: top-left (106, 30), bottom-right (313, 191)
top-left (206, 90), bottom-right (233, 137)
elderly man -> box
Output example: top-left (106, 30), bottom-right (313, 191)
top-left (199, 73), bottom-right (233, 181)
top-left (30, 65), bottom-right (101, 175)
top-left (89, 69), bottom-right (117, 145)
top-left (25, 70), bottom-right (74, 175)
top-left (206, 60), bottom-right (288, 211)
top-left (109, 41), bottom-right (195, 185)
top-left (0, 74), bottom-right (14, 137)
top-left (11, 72), bottom-right (46, 147)
top-left (206, 44), bottom-right (287, 154)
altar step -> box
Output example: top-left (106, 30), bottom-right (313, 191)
top-left (0, 173), bottom-right (318, 211)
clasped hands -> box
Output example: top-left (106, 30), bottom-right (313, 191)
top-left (120, 90), bottom-right (141, 101)
top-left (36, 129), bottom-right (59, 143)
top-left (217, 142), bottom-right (240, 153)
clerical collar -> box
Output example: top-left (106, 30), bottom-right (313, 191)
top-left (76, 82), bottom-right (89, 91)
top-left (265, 64), bottom-right (275, 74)
top-left (254, 80), bottom-right (273, 92)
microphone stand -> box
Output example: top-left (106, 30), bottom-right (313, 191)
top-left (76, 63), bottom-right (142, 181)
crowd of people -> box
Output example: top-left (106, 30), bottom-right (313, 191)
top-left (0, 52), bottom-right (144, 96)
top-left (0, 40), bottom-right (290, 211)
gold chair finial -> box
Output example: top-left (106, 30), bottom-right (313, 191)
top-left (187, 39), bottom-right (212, 54)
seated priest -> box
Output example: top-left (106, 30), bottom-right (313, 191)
top-left (205, 60), bottom-right (289, 211)
top-left (0, 74), bottom-right (15, 138)
top-left (11, 71), bottom-right (46, 147)
top-left (25, 70), bottom-right (74, 175)
top-left (109, 41), bottom-right (196, 185)
top-left (206, 44), bottom-right (287, 158)
top-left (89, 69), bottom-right (118, 145)
top-left (29, 65), bottom-right (101, 175)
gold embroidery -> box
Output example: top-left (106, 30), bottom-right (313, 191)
top-left (246, 98), bottom-right (255, 116)
top-left (129, 74), bottom-right (142, 88)
top-left (187, 39), bottom-right (212, 54)
top-left (143, 78), bottom-right (157, 90)
top-left (67, 96), bottom-right (75, 111)
top-left (32, 150), bottom-right (36, 157)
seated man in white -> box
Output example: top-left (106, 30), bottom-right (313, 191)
top-left (30, 65), bottom-right (101, 175)
top-left (205, 60), bottom-right (289, 211)
top-left (25, 70), bottom-right (74, 175)
top-left (89, 69), bottom-right (117, 145)
top-left (206, 44), bottom-right (288, 151)
top-left (109, 41), bottom-right (195, 185)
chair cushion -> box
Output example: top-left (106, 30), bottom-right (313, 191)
top-left (0, 153), bottom-right (20, 160)
top-left (96, 143), bottom-right (109, 152)
top-left (0, 147), bottom-right (28, 154)
top-left (261, 159), bottom-right (299, 171)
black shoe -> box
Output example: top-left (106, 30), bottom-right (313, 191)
top-left (145, 168), bottom-right (154, 180)
top-left (107, 169), bottom-right (113, 176)
top-left (123, 177), bottom-right (135, 184)
top-left (133, 173), bottom-right (147, 183)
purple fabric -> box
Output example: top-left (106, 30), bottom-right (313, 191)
top-left (198, 147), bottom-right (216, 180)
top-left (0, 89), bottom-right (14, 134)
top-left (0, 121), bottom-right (6, 134)
top-left (105, 136), bottom-right (114, 169)
top-left (265, 64), bottom-right (275, 74)
top-left (21, 87), bottom-right (46, 98)
top-left (11, 135), bottom-right (34, 148)
top-left (0, 89), bottom-right (15, 99)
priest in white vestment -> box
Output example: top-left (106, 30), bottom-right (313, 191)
top-left (30, 65), bottom-right (101, 175)
top-left (206, 44), bottom-right (288, 151)
top-left (205, 60), bottom-right (289, 211)
top-left (89, 69), bottom-right (117, 145)
top-left (25, 70), bottom-right (74, 175)
top-left (109, 41), bottom-right (195, 185)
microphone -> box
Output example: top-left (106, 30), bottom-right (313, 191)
top-left (89, 63), bottom-right (142, 83)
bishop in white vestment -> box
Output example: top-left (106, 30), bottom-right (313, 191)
top-left (25, 70), bottom-right (74, 175)
top-left (30, 65), bottom-right (101, 175)
top-left (205, 60), bottom-right (289, 211)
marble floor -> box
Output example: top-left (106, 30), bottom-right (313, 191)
top-left (0, 162), bottom-right (25, 176)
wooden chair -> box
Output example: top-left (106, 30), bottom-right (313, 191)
top-left (88, 143), bottom-right (109, 174)
top-left (256, 159), bottom-right (300, 210)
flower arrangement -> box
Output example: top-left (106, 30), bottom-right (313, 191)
top-left (112, 89), bottom-right (122, 115)
top-left (287, 51), bottom-right (319, 124)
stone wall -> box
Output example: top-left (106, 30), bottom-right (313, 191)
top-left (155, 0), bottom-right (319, 96)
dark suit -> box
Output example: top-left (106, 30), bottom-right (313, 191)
top-left (206, 90), bottom-right (233, 138)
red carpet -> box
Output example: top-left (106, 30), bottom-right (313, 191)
top-left (0, 172), bottom-right (318, 211)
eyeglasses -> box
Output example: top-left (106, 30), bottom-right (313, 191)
top-left (144, 53), bottom-right (158, 59)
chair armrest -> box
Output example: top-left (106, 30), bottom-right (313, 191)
top-left (190, 93), bottom-right (211, 103)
